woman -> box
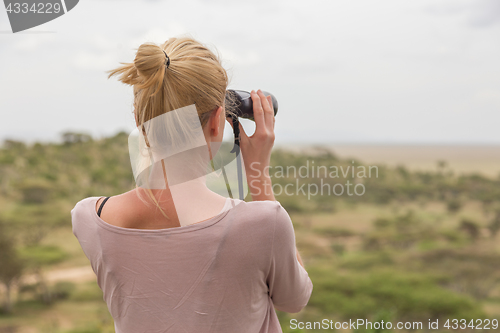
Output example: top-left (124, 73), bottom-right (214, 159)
top-left (71, 36), bottom-right (313, 333)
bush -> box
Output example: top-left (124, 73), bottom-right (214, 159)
top-left (446, 199), bottom-right (463, 214)
top-left (19, 245), bottom-right (67, 267)
top-left (313, 226), bottom-right (355, 238)
top-left (414, 248), bottom-right (500, 300)
top-left (17, 179), bottom-right (53, 204)
top-left (70, 282), bottom-right (104, 302)
top-left (488, 209), bottom-right (500, 238)
top-left (459, 219), bottom-right (480, 240)
top-left (331, 243), bottom-right (345, 256)
top-left (308, 267), bottom-right (484, 321)
top-left (363, 211), bottom-right (438, 251)
top-left (51, 281), bottom-right (76, 300)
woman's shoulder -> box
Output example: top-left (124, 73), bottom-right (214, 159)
top-left (71, 191), bottom-right (134, 220)
top-left (71, 196), bottom-right (101, 238)
top-left (234, 199), bottom-right (282, 213)
top-left (229, 200), bottom-right (290, 226)
top-left (71, 196), bottom-right (99, 215)
top-left (225, 200), bottom-right (294, 249)
top-left (71, 196), bottom-right (103, 225)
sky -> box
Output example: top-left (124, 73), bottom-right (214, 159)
top-left (1, 0), bottom-right (500, 145)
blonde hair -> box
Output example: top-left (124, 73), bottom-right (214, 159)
top-left (108, 36), bottom-right (233, 126)
top-left (107, 36), bottom-right (235, 219)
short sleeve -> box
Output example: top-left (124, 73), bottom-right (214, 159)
top-left (266, 203), bottom-right (313, 313)
top-left (71, 198), bottom-right (101, 273)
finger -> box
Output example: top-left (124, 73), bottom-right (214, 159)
top-left (267, 95), bottom-right (274, 110)
top-left (266, 95), bottom-right (275, 127)
top-left (257, 90), bottom-right (272, 113)
top-left (257, 90), bottom-right (274, 129)
top-left (267, 96), bottom-right (274, 117)
top-left (266, 95), bottom-right (272, 107)
top-left (250, 90), bottom-right (266, 134)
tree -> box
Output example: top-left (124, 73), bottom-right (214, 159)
top-left (447, 198), bottom-right (463, 214)
top-left (0, 222), bottom-right (24, 313)
top-left (19, 245), bottom-right (67, 304)
top-left (0, 204), bottom-right (67, 305)
top-left (488, 209), bottom-right (500, 238)
top-left (459, 218), bottom-right (480, 240)
top-left (17, 179), bottom-right (53, 204)
top-left (61, 131), bottom-right (92, 145)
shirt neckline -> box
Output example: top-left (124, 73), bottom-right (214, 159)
top-left (88, 196), bottom-right (239, 235)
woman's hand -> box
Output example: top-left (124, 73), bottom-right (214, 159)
top-left (235, 89), bottom-right (276, 201)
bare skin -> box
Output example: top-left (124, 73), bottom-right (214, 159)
top-left (96, 90), bottom-right (304, 267)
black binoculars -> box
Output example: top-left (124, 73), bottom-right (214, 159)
top-left (226, 90), bottom-right (278, 120)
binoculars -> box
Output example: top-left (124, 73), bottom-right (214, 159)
top-left (226, 90), bottom-right (278, 120)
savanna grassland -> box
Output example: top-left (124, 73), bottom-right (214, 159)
top-left (0, 132), bottom-right (499, 333)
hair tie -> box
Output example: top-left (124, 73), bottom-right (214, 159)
top-left (163, 50), bottom-right (170, 68)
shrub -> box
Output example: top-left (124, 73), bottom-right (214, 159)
top-left (459, 219), bottom-right (480, 240)
top-left (51, 281), bottom-right (76, 300)
top-left (70, 282), bottom-right (104, 302)
top-left (308, 267), bottom-right (484, 321)
top-left (447, 198), bottom-right (463, 214)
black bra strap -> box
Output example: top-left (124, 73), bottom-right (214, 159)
top-left (97, 197), bottom-right (110, 217)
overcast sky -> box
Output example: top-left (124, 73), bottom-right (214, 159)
top-left (1, 0), bottom-right (500, 145)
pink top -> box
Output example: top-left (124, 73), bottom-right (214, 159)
top-left (71, 196), bottom-right (313, 333)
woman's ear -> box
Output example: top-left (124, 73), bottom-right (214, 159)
top-left (210, 106), bottom-right (223, 137)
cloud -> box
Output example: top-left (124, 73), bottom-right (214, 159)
top-left (217, 47), bottom-right (261, 66)
top-left (474, 89), bottom-right (500, 105)
top-left (468, 0), bottom-right (500, 27)
top-left (12, 33), bottom-right (57, 50)
top-left (73, 51), bottom-right (117, 70)
top-left (2, 0), bottom-right (500, 144)
top-left (425, 0), bottom-right (500, 28)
